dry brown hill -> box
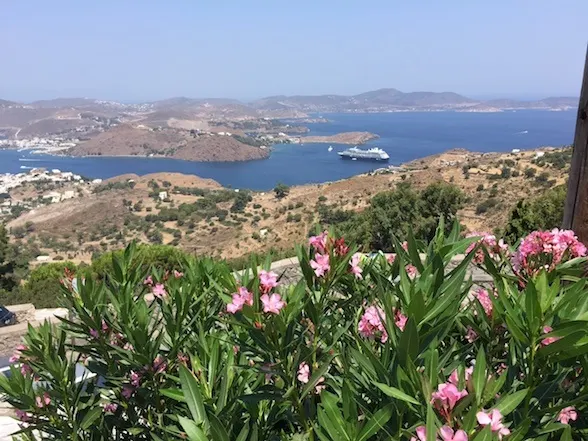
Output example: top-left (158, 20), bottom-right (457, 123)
top-left (68, 124), bottom-right (269, 162)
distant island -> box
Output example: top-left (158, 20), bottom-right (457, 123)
top-left (0, 88), bottom-right (577, 162)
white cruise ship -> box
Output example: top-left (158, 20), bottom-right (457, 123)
top-left (338, 146), bottom-right (389, 161)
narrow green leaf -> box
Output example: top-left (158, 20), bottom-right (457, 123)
top-left (472, 425), bottom-right (492, 441)
top-left (495, 388), bottom-right (528, 416)
top-left (473, 346), bottom-right (487, 405)
top-left (357, 403), bottom-right (394, 441)
top-left (179, 365), bottom-right (209, 428)
top-left (374, 382), bottom-right (419, 405)
top-left (80, 407), bottom-right (102, 430)
top-left (398, 319), bottom-right (419, 366)
top-left (208, 413), bottom-right (230, 441)
top-left (178, 416), bottom-right (208, 441)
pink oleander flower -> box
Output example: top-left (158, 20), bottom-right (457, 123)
top-left (130, 370), bottom-right (142, 387)
top-left (152, 283), bottom-right (167, 299)
top-left (466, 232), bottom-right (508, 264)
top-left (233, 345), bottom-right (240, 355)
top-left (9, 344), bottom-right (28, 363)
top-left (15, 409), bottom-right (30, 422)
top-left (309, 231), bottom-right (328, 253)
top-left (310, 253), bottom-right (330, 277)
top-left (152, 355), bottom-right (167, 374)
top-left (259, 270), bottom-right (279, 293)
top-left (557, 406), bottom-right (578, 424)
top-left (89, 328), bottom-right (99, 339)
top-left (20, 364), bottom-right (33, 376)
top-left (472, 287), bottom-right (493, 318)
top-left (448, 367), bottom-right (474, 387)
top-left (16, 344), bottom-right (27, 351)
top-left (387, 253), bottom-right (396, 264)
top-left (121, 385), bottom-right (134, 399)
top-left (35, 392), bottom-right (51, 408)
top-left (358, 305), bottom-right (388, 343)
top-left (465, 326), bottom-right (478, 343)
top-left (123, 342), bottom-right (134, 351)
top-left (477, 409), bottom-right (510, 439)
top-left (173, 270), bottom-right (183, 278)
top-left (402, 241), bottom-right (409, 251)
top-left (410, 426), bottom-right (431, 441)
top-left (297, 362), bottom-right (310, 384)
top-left (406, 264), bottom-right (418, 279)
top-left (350, 253), bottom-right (363, 279)
top-left (541, 326), bottom-right (560, 346)
top-left (143, 275), bottom-right (153, 286)
top-left (101, 319), bottom-right (109, 332)
top-left (439, 426), bottom-right (468, 441)
top-left (226, 286), bottom-right (253, 314)
top-left (260, 293), bottom-right (285, 314)
top-left (394, 309), bottom-right (408, 331)
top-left (103, 402), bottom-right (118, 413)
top-left (315, 376), bottom-right (326, 394)
top-left (431, 383), bottom-right (468, 418)
top-left (512, 229), bottom-right (587, 277)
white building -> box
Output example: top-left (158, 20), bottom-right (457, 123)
top-left (158, 191), bottom-right (168, 201)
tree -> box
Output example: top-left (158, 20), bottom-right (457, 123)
top-left (273, 182), bottom-right (290, 199)
top-left (503, 185), bottom-right (566, 243)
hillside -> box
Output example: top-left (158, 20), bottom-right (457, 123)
top-left (4, 146), bottom-right (570, 264)
top-left (67, 124), bottom-right (270, 162)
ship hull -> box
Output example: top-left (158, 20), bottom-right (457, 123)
top-left (339, 155), bottom-right (389, 161)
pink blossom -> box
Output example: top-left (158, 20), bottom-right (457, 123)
top-left (260, 293), bottom-right (286, 314)
top-left (402, 241), bottom-right (409, 251)
top-left (465, 326), bottom-right (478, 343)
top-left (358, 305), bottom-right (388, 343)
top-left (226, 286), bottom-right (253, 314)
top-left (35, 392), bottom-right (51, 408)
top-left (152, 355), bottom-right (167, 374)
top-left (431, 383), bottom-right (468, 415)
top-left (15, 345), bottom-right (27, 352)
top-left (121, 385), bottom-right (134, 399)
top-left (15, 409), bottom-right (30, 422)
top-left (143, 275), bottom-right (153, 286)
top-left (541, 326), bottom-right (560, 346)
top-left (9, 344), bottom-right (28, 363)
top-left (152, 283), bottom-right (167, 299)
top-left (350, 253), bottom-right (363, 279)
top-left (406, 264), bottom-right (418, 279)
top-left (259, 270), bottom-right (279, 293)
top-left (309, 231), bottom-right (328, 253)
top-left (410, 426), bottom-right (431, 441)
top-left (334, 238), bottom-right (349, 256)
top-left (8, 354), bottom-right (20, 363)
top-left (103, 402), bottom-right (118, 413)
top-left (439, 426), bottom-right (468, 441)
top-left (130, 370), bottom-right (142, 387)
top-left (310, 253), bottom-right (330, 277)
top-left (233, 345), bottom-right (240, 355)
top-left (89, 328), bottom-right (99, 339)
top-left (513, 229), bottom-right (587, 277)
top-left (557, 406), bottom-right (578, 424)
top-left (394, 309), bottom-right (408, 331)
top-left (173, 270), bottom-right (183, 278)
top-left (297, 362), bottom-right (310, 384)
top-left (20, 364), bottom-right (33, 376)
top-left (315, 376), bottom-right (326, 394)
top-left (448, 367), bottom-right (474, 387)
top-left (387, 253), bottom-right (396, 264)
top-left (477, 409), bottom-right (510, 439)
top-left (466, 232), bottom-right (508, 264)
top-left (123, 342), bottom-right (134, 351)
top-left (473, 288), bottom-right (493, 318)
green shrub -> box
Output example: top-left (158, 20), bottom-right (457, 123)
top-left (475, 197), bottom-right (498, 214)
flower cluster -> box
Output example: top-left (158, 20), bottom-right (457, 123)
top-left (466, 232), bottom-right (508, 264)
top-left (358, 305), bottom-right (408, 343)
top-left (227, 286), bottom-right (254, 314)
top-left (411, 425), bottom-right (468, 441)
top-left (308, 231), bottom-right (353, 278)
top-left (122, 355), bottom-right (168, 400)
top-left (512, 228), bottom-right (587, 277)
top-left (431, 382), bottom-right (468, 421)
top-left (476, 409), bottom-right (510, 439)
top-left (297, 362), bottom-right (326, 394)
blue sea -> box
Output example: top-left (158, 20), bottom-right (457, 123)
top-left (0, 111), bottom-right (576, 190)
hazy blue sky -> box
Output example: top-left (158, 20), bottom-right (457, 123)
top-left (1, 1), bottom-right (587, 101)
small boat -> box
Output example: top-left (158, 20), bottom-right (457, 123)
top-left (328, 146), bottom-right (333, 152)
top-left (351, 158), bottom-right (357, 161)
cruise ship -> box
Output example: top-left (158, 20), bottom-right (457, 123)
top-left (338, 146), bottom-right (390, 161)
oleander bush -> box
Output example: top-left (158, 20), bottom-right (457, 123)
top-left (1, 222), bottom-right (588, 440)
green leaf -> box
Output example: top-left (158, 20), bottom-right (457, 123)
top-left (495, 388), bottom-right (528, 416)
top-left (524, 281), bottom-right (541, 334)
top-left (160, 388), bottom-right (185, 402)
top-left (208, 413), bottom-right (230, 441)
top-left (374, 382), bottom-right (419, 405)
top-left (398, 318), bottom-right (419, 366)
top-left (179, 365), bottom-right (209, 428)
top-left (426, 404), bottom-right (437, 441)
top-left (301, 356), bottom-right (334, 398)
top-left (472, 346), bottom-right (487, 405)
top-left (472, 425), bottom-right (493, 441)
top-left (178, 416), bottom-right (208, 441)
top-left (560, 425), bottom-right (572, 441)
top-left (357, 403), bottom-right (394, 441)
top-left (80, 407), bottom-right (102, 430)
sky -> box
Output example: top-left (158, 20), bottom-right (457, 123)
top-left (1, 1), bottom-right (587, 102)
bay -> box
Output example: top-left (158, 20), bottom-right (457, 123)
top-left (0, 110), bottom-right (576, 190)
